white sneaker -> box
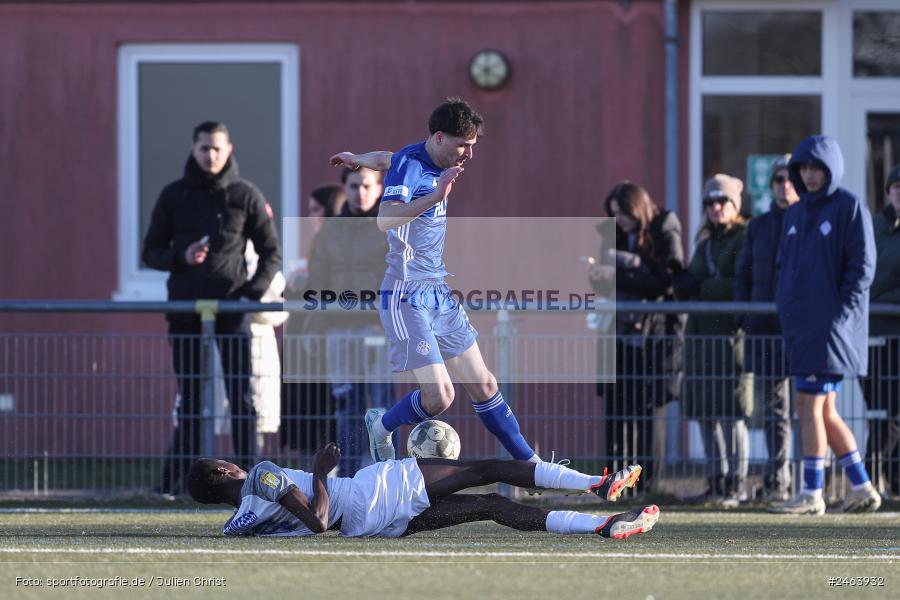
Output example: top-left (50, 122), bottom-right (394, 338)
top-left (768, 492), bottom-right (826, 515)
top-left (364, 408), bottom-right (394, 462)
top-left (841, 483), bottom-right (882, 513)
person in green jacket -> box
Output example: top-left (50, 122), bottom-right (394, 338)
top-left (674, 174), bottom-right (752, 505)
top-left (863, 164), bottom-right (900, 497)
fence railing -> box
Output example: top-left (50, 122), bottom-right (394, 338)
top-left (1, 300), bottom-right (897, 503)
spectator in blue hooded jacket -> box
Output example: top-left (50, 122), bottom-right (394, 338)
top-left (735, 154), bottom-right (798, 504)
top-left (771, 135), bottom-right (881, 515)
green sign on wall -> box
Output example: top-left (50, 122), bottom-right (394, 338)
top-left (747, 154), bottom-right (783, 216)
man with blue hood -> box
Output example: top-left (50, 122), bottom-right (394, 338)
top-left (771, 135), bottom-right (881, 515)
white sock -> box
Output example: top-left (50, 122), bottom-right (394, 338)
top-left (545, 511), bottom-right (606, 534)
top-left (803, 488), bottom-right (823, 500)
top-left (534, 462), bottom-right (602, 491)
top-left (527, 454), bottom-right (542, 463)
top-left (373, 416), bottom-right (391, 441)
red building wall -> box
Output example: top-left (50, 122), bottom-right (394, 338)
top-left (0, 0), bottom-right (669, 306)
top-left (0, 1), bottom-right (676, 462)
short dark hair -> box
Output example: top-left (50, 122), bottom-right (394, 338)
top-left (428, 97), bottom-right (484, 138)
top-left (309, 183), bottom-right (346, 217)
top-left (193, 121), bottom-right (230, 142)
top-left (187, 458), bottom-right (230, 504)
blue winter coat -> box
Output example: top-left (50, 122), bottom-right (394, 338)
top-left (735, 203), bottom-right (787, 376)
top-left (775, 136), bottom-right (876, 377)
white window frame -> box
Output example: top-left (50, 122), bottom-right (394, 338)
top-left (838, 0), bottom-right (900, 200)
top-left (689, 0), bottom-right (837, 241)
top-left (115, 44), bottom-right (299, 300)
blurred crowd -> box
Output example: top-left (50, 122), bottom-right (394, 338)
top-left (590, 140), bottom-right (900, 508)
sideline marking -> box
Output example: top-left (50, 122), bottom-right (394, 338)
top-left (0, 548), bottom-right (896, 561)
top-left (0, 508), bottom-right (228, 514)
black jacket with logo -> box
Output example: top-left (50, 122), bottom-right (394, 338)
top-left (142, 155), bottom-right (282, 323)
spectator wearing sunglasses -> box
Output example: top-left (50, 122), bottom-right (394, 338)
top-left (675, 174), bottom-right (751, 505)
top-left (735, 155), bottom-right (798, 504)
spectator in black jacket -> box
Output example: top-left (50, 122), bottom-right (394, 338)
top-left (142, 121), bottom-right (282, 495)
top-left (735, 154), bottom-right (798, 503)
top-left (862, 164), bottom-right (900, 498)
top-left (591, 181), bottom-right (685, 491)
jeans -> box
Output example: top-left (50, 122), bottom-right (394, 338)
top-left (699, 417), bottom-right (749, 494)
top-left (326, 325), bottom-right (394, 474)
top-left (333, 381), bottom-right (394, 474)
top-left (762, 377), bottom-right (792, 494)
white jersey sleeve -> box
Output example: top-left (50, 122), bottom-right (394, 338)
top-left (223, 461), bottom-right (298, 536)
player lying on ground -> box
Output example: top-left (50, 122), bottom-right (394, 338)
top-left (187, 444), bottom-right (657, 539)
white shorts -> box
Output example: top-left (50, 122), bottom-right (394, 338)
top-left (339, 458), bottom-right (431, 538)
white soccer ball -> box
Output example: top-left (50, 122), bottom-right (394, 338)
top-left (407, 419), bottom-right (461, 460)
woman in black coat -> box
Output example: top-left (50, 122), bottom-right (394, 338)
top-left (591, 181), bottom-right (685, 490)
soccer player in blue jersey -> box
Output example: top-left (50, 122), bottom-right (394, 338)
top-left (187, 446), bottom-right (654, 539)
top-left (330, 98), bottom-right (543, 464)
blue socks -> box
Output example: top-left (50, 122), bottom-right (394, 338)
top-left (381, 389), bottom-right (429, 432)
top-left (379, 389), bottom-right (536, 462)
top-left (838, 450), bottom-right (871, 490)
top-left (802, 452), bottom-right (872, 496)
top-left (803, 456), bottom-right (825, 497)
top-left (473, 392), bottom-right (536, 460)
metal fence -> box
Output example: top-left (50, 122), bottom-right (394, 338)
top-left (0, 300), bottom-right (898, 503)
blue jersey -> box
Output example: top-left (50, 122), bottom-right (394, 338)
top-left (382, 142), bottom-right (449, 281)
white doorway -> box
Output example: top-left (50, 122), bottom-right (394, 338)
top-left (848, 95), bottom-right (900, 213)
top-left (115, 44), bottom-right (299, 300)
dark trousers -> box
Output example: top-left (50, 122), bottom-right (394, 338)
top-left (862, 339), bottom-right (900, 496)
top-left (280, 381), bottom-right (334, 453)
top-left (698, 417), bottom-right (749, 490)
top-left (601, 339), bottom-right (656, 488)
top-left (333, 381), bottom-right (394, 475)
top-left (161, 319), bottom-right (256, 494)
top-left (762, 377), bottom-right (792, 494)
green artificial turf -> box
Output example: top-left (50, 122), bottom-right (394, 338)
top-left (0, 509), bottom-right (897, 600)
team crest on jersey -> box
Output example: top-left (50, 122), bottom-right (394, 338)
top-left (224, 511), bottom-right (258, 535)
top-left (261, 471), bottom-right (279, 489)
top-left (433, 200), bottom-right (447, 219)
top-left (416, 340), bottom-right (432, 356)
top-left (819, 221), bottom-right (832, 236)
